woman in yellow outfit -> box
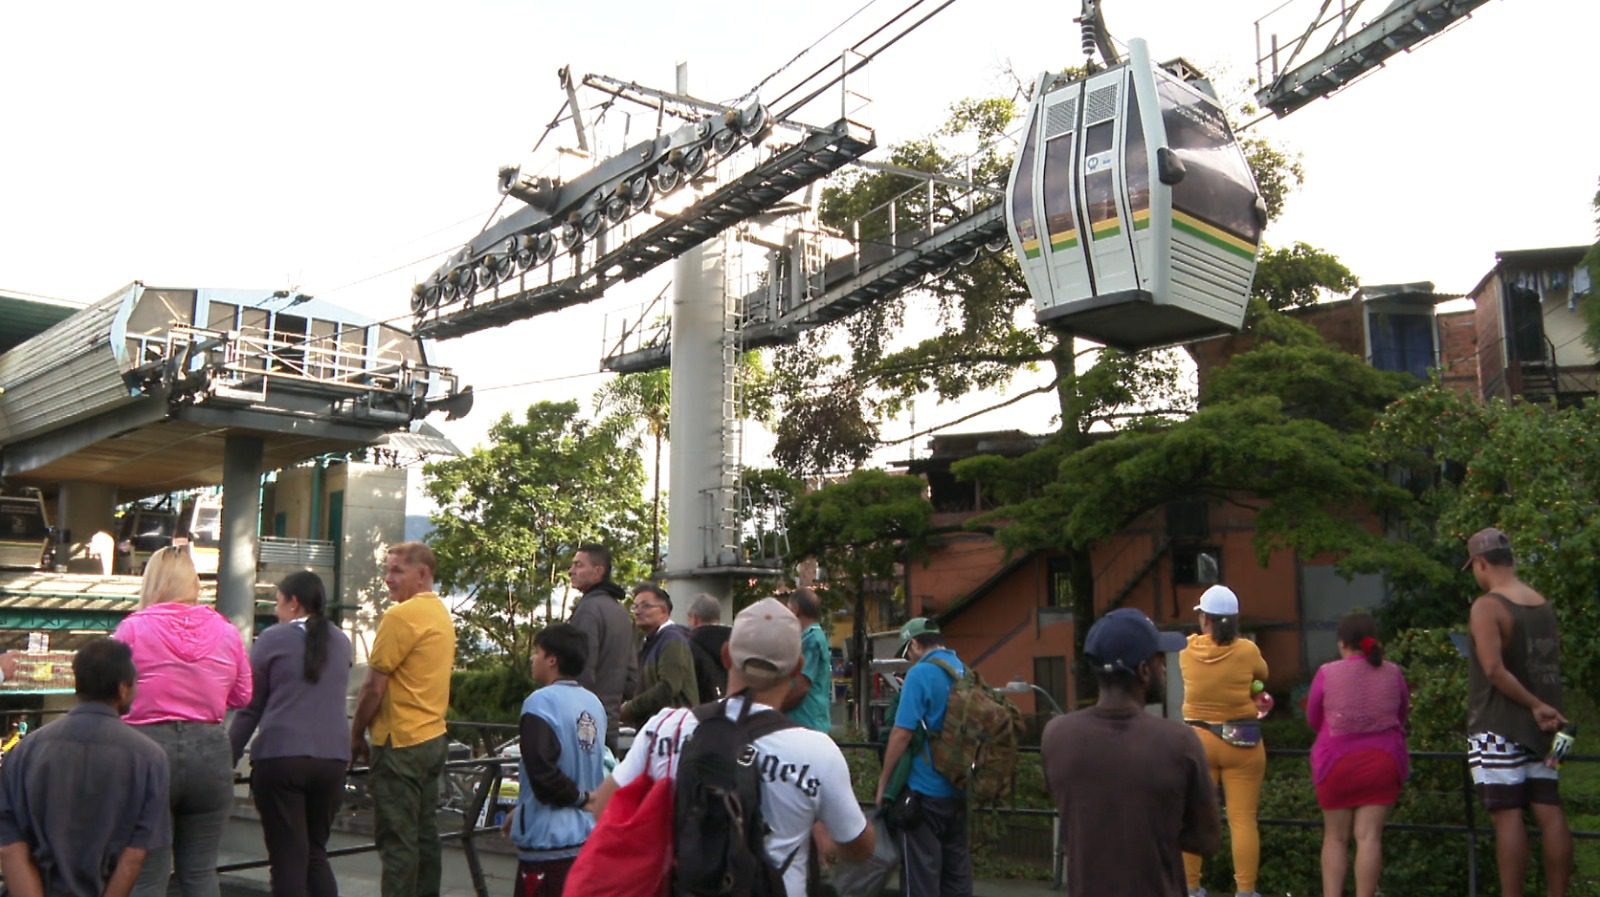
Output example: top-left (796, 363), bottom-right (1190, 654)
top-left (1181, 584), bottom-right (1268, 897)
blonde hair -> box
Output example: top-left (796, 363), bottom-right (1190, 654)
top-left (140, 545), bottom-right (201, 608)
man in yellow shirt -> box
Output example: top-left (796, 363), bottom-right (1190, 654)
top-left (351, 541), bottom-right (456, 897)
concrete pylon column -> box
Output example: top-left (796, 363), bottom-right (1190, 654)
top-left (54, 482), bottom-right (118, 574)
top-left (665, 238), bottom-right (732, 623)
top-left (218, 434), bottom-right (264, 641)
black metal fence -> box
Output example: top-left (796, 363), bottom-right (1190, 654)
top-left (188, 723), bottom-right (1598, 897)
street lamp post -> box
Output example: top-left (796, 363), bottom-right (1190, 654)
top-left (1003, 679), bottom-right (1066, 716)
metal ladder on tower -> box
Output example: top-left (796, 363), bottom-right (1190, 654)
top-left (711, 235), bottom-right (748, 567)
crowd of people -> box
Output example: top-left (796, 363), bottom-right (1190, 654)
top-left (0, 527), bottom-right (1577, 897)
top-left (1043, 527), bottom-right (1574, 897)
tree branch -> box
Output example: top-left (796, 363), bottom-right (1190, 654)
top-left (881, 379), bottom-right (1061, 446)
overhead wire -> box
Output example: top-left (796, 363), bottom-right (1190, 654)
top-left (774, 0), bottom-right (964, 122)
top-left (737, 0), bottom-right (886, 105)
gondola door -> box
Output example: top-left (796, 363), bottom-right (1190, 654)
top-left (1076, 68), bottom-right (1140, 299)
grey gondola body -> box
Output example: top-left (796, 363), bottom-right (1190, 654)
top-left (1007, 39), bottom-right (1265, 351)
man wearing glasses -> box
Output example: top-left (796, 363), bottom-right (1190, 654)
top-left (618, 584), bottom-right (698, 727)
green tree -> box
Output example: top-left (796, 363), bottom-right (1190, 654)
top-left (424, 400), bottom-right (652, 667)
top-left (772, 83), bottom-right (1356, 695)
top-left (595, 368), bottom-right (670, 574)
top-left (1373, 382), bottom-right (1600, 697)
top-left (787, 468), bottom-right (932, 721)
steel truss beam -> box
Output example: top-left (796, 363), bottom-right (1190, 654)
top-left (417, 120), bottom-right (875, 340)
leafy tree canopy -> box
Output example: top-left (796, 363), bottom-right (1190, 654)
top-left (424, 400), bottom-right (652, 666)
top-left (787, 468), bottom-right (933, 585)
top-left (958, 314), bottom-right (1419, 571)
top-left (1373, 383), bottom-right (1600, 696)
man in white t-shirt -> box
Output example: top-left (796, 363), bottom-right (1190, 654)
top-left (586, 597), bottom-right (875, 897)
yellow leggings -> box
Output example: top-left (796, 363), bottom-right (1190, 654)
top-left (1184, 726), bottom-right (1266, 894)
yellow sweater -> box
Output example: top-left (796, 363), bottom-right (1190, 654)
top-left (1180, 632), bottom-right (1268, 723)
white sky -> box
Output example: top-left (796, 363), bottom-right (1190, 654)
top-left (2, 0), bottom-right (1596, 497)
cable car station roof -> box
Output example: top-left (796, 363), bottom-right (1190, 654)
top-left (0, 283), bottom-right (465, 500)
top-left (0, 292), bottom-right (82, 356)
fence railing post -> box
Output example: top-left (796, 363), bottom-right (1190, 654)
top-left (1462, 753), bottom-right (1479, 897)
top-left (461, 760), bottom-right (501, 897)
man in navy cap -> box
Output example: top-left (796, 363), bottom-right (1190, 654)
top-left (1040, 608), bottom-right (1220, 897)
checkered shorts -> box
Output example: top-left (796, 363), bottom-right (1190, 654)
top-left (1467, 731), bottom-right (1560, 809)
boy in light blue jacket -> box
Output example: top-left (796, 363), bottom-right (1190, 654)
top-left (502, 623), bottom-right (607, 897)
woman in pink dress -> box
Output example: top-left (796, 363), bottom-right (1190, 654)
top-left (1306, 611), bottom-right (1409, 897)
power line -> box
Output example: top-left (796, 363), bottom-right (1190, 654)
top-left (472, 369), bottom-right (610, 393)
top-left (739, 0), bottom-right (886, 105)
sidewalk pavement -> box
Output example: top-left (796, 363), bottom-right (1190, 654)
top-left (215, 810), bottom-right (1063, 897)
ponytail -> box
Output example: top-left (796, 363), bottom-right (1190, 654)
top-left (1358, 636), bottom-right (1383, 668)
top-left (277, 571), bottom-right (331, 684)
top-left (1209, 613), bottom-right (1239, 645)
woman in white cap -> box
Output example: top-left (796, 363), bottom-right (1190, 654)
top-left (1180, 584), bottom-right (1269, 897)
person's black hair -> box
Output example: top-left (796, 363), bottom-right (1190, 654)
top-left (1206, 612), bottom-right (1239, 645)
top-left (788, 588), bottom-right (823, 621)
top-left (74, 638), bottom-right (136, 703)
top-left (912, 632), bottom-right (946, 649)
top-left (634, 582), bottom-right (672, 612)
top-left (1337, 611), bottom-right (1383, 668)
top-left (577, 543), bottom-right (613, 581)
top-left (1479, 547), bottom-right (1515, 568)
top-left (1091, 665), bottom-right (1143, 695)
top-left (535, 623), bottom-right (590, 678)
top-left (278, 571), bottom-right (331, 684)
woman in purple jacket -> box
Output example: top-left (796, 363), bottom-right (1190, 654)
top-left (228, 571), bottom-right (353, 897)
top-left (1307, 611), bottom-right (1409, 897)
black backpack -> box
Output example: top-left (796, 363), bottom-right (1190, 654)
top-left (673, 696), bottom-right (797, 897)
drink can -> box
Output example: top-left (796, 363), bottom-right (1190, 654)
top-left (1548, 725), bottom-right (1577, 766)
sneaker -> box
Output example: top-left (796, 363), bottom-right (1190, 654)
top-left (1234, 892), bottom-right (1261, 897)
top-left (1188, 890), bottom-right (1207, 897)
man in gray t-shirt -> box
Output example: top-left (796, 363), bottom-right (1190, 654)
top-left (0, 639), bottom-right (169, 897)
top-left (1042, 609), bottom-right (1220, 897)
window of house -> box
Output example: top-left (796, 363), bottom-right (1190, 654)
top-left (1173, 547), bottom-right (1221, 586)
top-left (1368, 310), bottom-right (1437, 380)
top-left (1046, 556), bottom-right (1072, 607)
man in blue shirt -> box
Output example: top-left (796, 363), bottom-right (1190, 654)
top-left (874, 617), bottom-right (972, 897)
top-left (783, 588), bottom-right (833, 733)
top-left (503, 623), bottom-right (607, 897)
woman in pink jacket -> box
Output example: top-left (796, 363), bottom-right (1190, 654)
top-left (114, 544), bottom-right (252, 897)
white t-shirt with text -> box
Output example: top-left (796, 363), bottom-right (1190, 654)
top-left (611, 697), bottom-right (867, 897)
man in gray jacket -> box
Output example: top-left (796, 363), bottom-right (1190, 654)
top-left (567, 543), bottom-right (637, 752)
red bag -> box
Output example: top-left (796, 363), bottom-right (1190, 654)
top-left (565, 774), bottom-right (675, 897)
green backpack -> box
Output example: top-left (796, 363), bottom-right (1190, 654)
top-left (924, 658), bottom-right (1024, 803)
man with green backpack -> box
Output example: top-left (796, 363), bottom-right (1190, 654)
top-left (873, 617), bottom-right (1021, 897)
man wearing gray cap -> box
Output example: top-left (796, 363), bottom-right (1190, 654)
top-left (586, 598), bottom-right (874, 897)
top-left (1463, 527), bottom-right (1573, 897)
top-left (1041, 608), bottom-right (1219, 897)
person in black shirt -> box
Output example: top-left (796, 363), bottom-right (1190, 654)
top-left (685, 593), bottom-right (730, 702)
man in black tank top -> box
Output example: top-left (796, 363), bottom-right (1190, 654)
top-left (1463, 527), bottom-right (1573, 897)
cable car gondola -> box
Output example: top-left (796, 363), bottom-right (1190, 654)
top-left (1007, 38), bottom-right (1266, 351)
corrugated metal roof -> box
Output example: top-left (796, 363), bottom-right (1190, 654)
top-left (0, 292), bottom-right (84, 355)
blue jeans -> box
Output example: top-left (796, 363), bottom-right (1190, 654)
top-left (131, 722), bottom-right (235, 897)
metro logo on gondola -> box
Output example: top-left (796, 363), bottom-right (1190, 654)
top-left (1005, 38), bottom-right (1264, 352)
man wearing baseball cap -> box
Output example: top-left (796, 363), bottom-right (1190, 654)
top-left (1041, 608), bottom-right (1219, 896)
top-left (583, 598), bottom-right (874, 897)
top-left (1463, 528), bottom-right (1573, 897)
top-left (873, 617), bottom-right (973, 897)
